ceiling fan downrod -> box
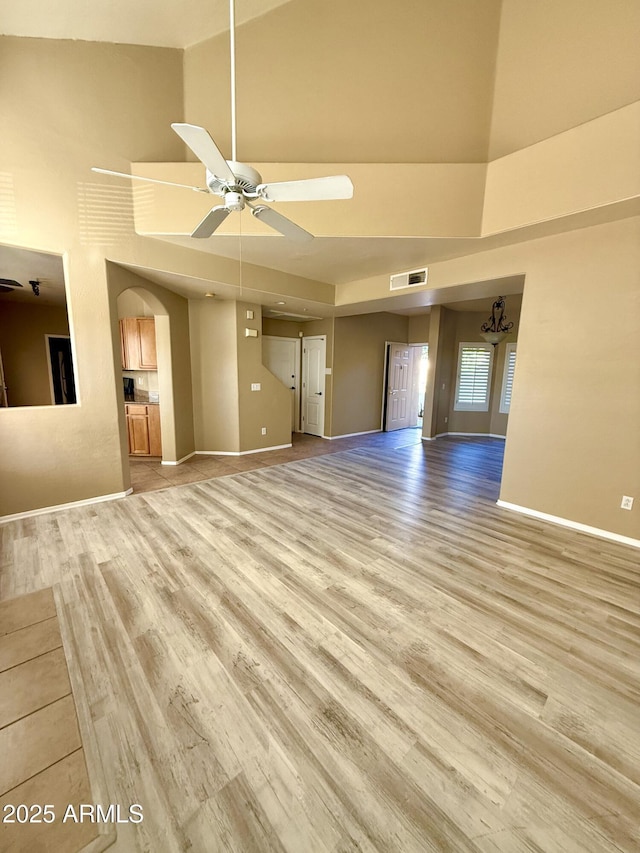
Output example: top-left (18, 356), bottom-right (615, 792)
top-left (229, 0), bottom-right (237, 162)
top-left (91, 0), bottom-right (353, 243)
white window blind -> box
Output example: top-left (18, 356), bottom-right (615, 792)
top-left (499, 343), bottom-right (517, 414)
top-left (454, 343), bottom-right (494, 412)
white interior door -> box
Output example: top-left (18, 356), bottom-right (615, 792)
top-left (263, 336), bottom-right (301, 431)
top-left (386, 343), bottom-right (413, 430)
top-left (301, 335), bottom-right (326, 436)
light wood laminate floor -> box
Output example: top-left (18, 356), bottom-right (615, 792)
top-left (128, 428), bottom-right (423, 493)
top-left (1, 436), bottom-right (639, 852)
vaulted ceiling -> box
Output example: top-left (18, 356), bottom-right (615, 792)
top-left (1, 0), bottom-right (296, 49)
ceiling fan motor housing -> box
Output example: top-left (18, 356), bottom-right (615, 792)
top-left (224, 192), bottom-right (245, 212)
top-left (205, 162), bottom-right (262, 197)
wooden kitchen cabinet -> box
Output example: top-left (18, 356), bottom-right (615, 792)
top-left (125, 404), bottom-right (161, 456)
top-left (147, 405), bottom-right (162, 456)
top-left (120, 318), bottom-right (157, 370)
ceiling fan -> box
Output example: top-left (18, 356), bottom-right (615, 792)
top-left (93, 3), bottom-right (353, 242)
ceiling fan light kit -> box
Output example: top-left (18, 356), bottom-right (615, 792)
top-left (92, 2), bottom-right (353, 241)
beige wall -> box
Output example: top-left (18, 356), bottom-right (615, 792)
top-left (489, 0), bottom-right (640, 159)
top-left (500, 219), bottom-right (640, 537)
top-left (408, 314), bottom-right (430, 344)
top-left (189, 299), bottom-right (240, 452)
top-left (237, 302), bottom-right (291, 452)
top-left (332, 313), bottom-right (409, 437)
top-left (189, 299), bottom-right (291, 454)
top-left (483, 103), bottom-right (640, 237)
top-left (184, 0), bottom-right (501, 164)
top-left (262, 318), bottom-right (303, 339)
top-left (0, 36), bottom-right (185, 516)
top-left (0, 302), bottom-right (70, 406)
top-left (421, 217), bottom-right (640, 540)
top-left (422, 306), bottom-right (457, 438)
top-left (117, 291), bottom-right (154, 319)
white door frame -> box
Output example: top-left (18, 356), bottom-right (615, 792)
top-left (45, 334), bottom-right (73, 405)
top-left (409, 342), bottom-right (429, 425)
top-left (0, 344), bottom-right (8, 406)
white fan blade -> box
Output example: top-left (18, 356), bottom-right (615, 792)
top-left (92, 167), bottom-right (207, 192)
top-left (257, 175), bottom-right (353, 202)
top-left (191, 206), bottom-right (231, 238)
top-left (171, 123), bottom-right (236, 183)
top-left (251, 206), bottom-right (313, 241)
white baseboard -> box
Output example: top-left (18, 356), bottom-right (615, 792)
top-left (422, 432), bottom-right (506, 441)
top-left (497, 500), bottom-right (640, 549)
top-left (195, 443), bottom-right (292, 457)
top-left (325, 430), bottom-right (382, 440)
top-left (0, 488), bottom-right (134, 525)
top-left (449, 432), bottom-right (506, 439)
top-left (161, 451), bottom-right (196, 466)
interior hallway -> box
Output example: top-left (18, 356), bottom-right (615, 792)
top-left (129, 429), bottom-right (424, 493)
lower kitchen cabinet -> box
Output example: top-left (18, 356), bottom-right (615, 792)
top-left (125, 404), bottom-right (161, 456)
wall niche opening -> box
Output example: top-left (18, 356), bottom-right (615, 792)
top-left (0, 244), bottom-right (76, 408)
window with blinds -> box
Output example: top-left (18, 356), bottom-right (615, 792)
top-left (499, 343), bottom-right (517, 414)
top-left (454, 343), bottom-right (494, 412)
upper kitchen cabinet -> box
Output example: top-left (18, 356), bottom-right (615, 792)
top-left (120, 317), bottom-right (157, 370)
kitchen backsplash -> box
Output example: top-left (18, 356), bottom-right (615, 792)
top-left (123, 370), bottom-right (159, 403)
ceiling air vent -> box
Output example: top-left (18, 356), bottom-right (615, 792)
top-left (390, 268), bottom-right (428, 291)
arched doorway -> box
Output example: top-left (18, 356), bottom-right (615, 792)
top-left (107, 262), bottom-right (195, 494)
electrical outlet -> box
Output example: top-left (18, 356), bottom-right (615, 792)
top-left (261, 427), bottom-right (267, 435)
top-left (251, 383), bottom-right (261, 391)
top-left (621, 495), bottom-right (634, 510)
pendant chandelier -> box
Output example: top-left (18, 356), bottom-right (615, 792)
top-left (480, 296), bottom-right (514, 346)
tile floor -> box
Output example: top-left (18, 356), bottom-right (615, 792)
top-left (0, 589), bottom-right (108, 852)
top-left (129, 428), bottom-right (424, 494)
